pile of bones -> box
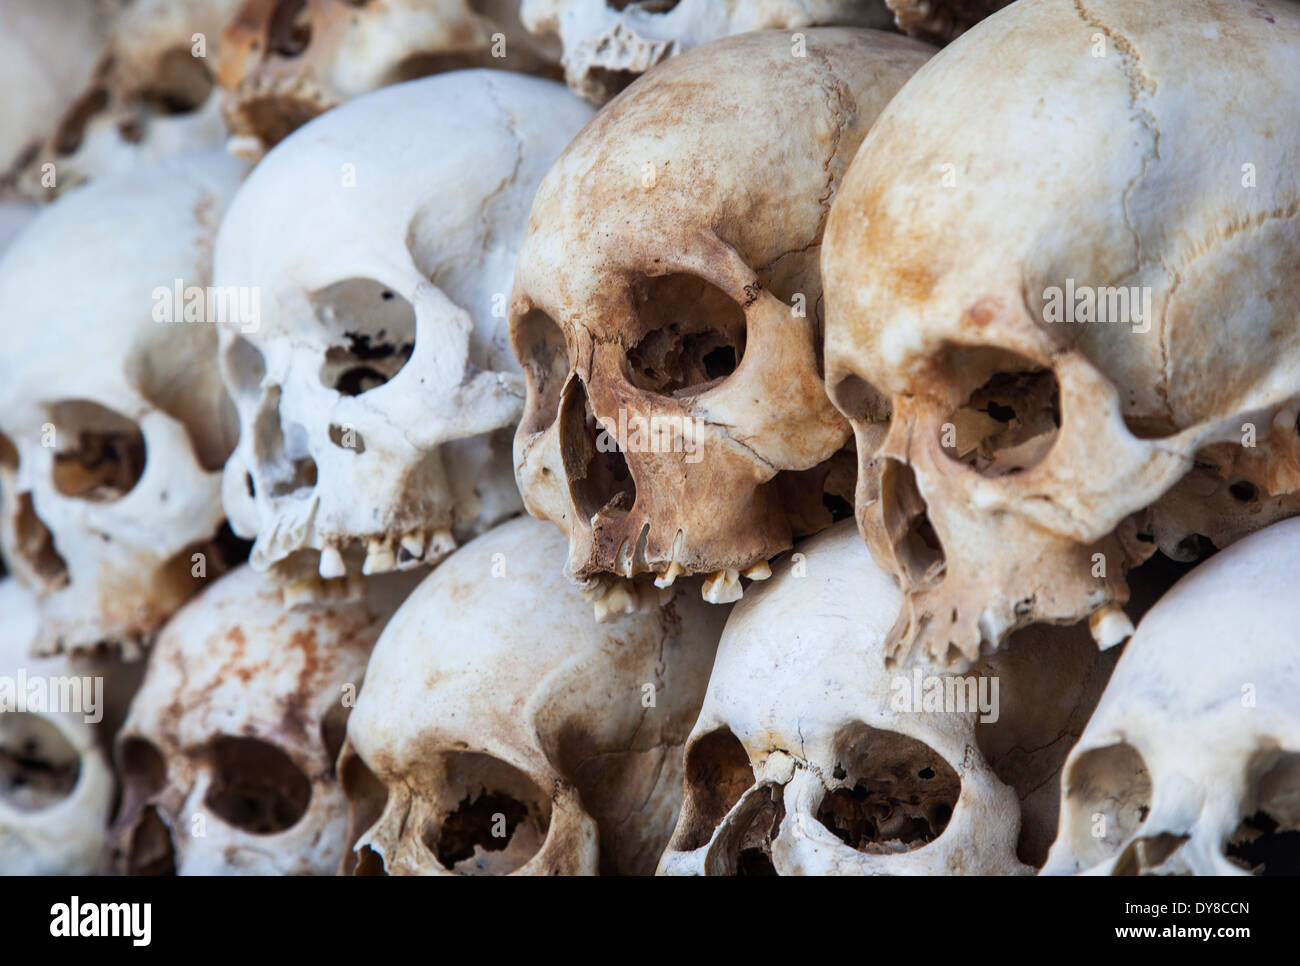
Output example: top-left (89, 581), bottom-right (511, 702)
top-left (0, 0), bottom-right (1297, 877)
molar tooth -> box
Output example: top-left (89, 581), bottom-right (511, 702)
top-left (701, 569), bottom-right (742, 604)
top-left (318, 545), bottom-right (346, 579)
top-left (362, 537), bottom-right (396, 575)
top-left (742, 560), bottom-right (772, 581)
top-left (1089, 604), bottom-right (1134, 650)
top-left (654, 561), bottom-right (684, 589)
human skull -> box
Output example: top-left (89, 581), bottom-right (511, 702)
top-left (0, 579), bottom-right (115, 874)
top-left (1044, 516), bottom-right (1300, 876)
top-left (340, 515), bottom-right (727, 875)
top-left (520, 0), bottom-right (893, 103)
top-left (108, 563), bottom-right (414, 875)
top-left (11, 0), bottom-right (244, 201)
top-left (511, 29), bottom-right (934, 614)
top-left (822, 0), bottom-right (1300, 667)
top-left (216, 72), bottom-right (592, 595)
top-left (659, 519), bottom-right (1118, 875)
top-left (0, 152), bottom-right (247, 655)
top-left (216, 0), bottom-right (560, 155)
top-left (0, 0), bottom-right (112, 191)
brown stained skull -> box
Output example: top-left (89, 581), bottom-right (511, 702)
top-left (510, 28), bottom-right (934, 610)
top-left (822, 0), bottom-right (1300, 667)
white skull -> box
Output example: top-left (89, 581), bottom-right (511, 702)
top-left (0, 153), bottom-right (247, 655)
top-left (215, 72), bottom-right (592, 596)
top-left (108, 563), bottom-right (415, 875)
top-left (0, 0), bottom-right (112, 188)
top-left (216, 0), bottom-right (561, 154)
top-left (520, 0), bottom-right (894, 103)
top-left (1043, 517), bottom-right (1300, 876)
top-left (659, 519), bottom-right (1120, 875)
top-left (12, 0), bottom-right (244, 201)
top-left (510, 29), bottom-right (933, 616)
top-left (822, 0), bottom-right (1300, 667)
top-left (341, 516), bottom-right (727, 875)
top-left (0, 579), bottom-right (118, 874)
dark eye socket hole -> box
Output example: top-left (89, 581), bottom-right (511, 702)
top-left (1062, 742), bottom-right (1151, 867)
top-left (561, 377), bottom-right (636, 522)
top-left (117, 737), bottom-right (167, 798)
top-left (47, 400), bottom-right (146, 502)
top-left (313, 279), bottom-right (417, 397)
top-left (1227, 751), bottom-right (1300, 875)
top-left (937, 347), bottom-right (1060, 478)
top-left (625, 273), bottom-right (746, 396)
top-left (816, 724), bottom-right (961, 854)
top-left (137, 48), bottom-right (214, 115)
top-left (830, 372), bottom-right (890, 424)
top-left (512, 308), bottom-right (568, 437)
top-left (339, 746), bottom-right (390, 875)
top-left (677, 728), bottom-right (755, 852)
top-left (269, 0), bottom-right (312, 57)
top-left (422, 752), bottom-right (551, 876)
top-left (202, 736), bottom-right (311, 834)
top-left (0, 713), bottom-right (81, 811)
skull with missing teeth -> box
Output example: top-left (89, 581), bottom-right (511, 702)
top-left (0, 154), bottom-right (245, 655)
top-left (510, 28), bottom-right (933, 610)
top-left (216, 0), bottom-right (560, 154)
top-left (822, 0), bottom-right (1300, 666)
top-left (1044, 517), bottom-right (1300, 876)
top-left (518, 0), bottom-right (895, 104)
top-left (215, 71), bottom-right (593, 590)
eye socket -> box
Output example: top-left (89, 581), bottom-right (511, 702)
top-left (816, 724), bottom-right (961, 854)
top-left (677, 727), bottom-right (759, 856)
top-left (421, 752), bottom-right (551, 876)
top-left (47, 400), bottom-right (146, 502)
top-left (0, 713), bottom-right (81, 811)
top-left (1061, 741), bottom-right (1151, 867)
top-left (936, 348), bottom-right (1060, 478)
top-left (1227, 751), bottom-right (1300, 875)
top-left (313, 279), bottom-right (416, 397)
top-left (560, 377), bottom-right (635, 522)
top-left (624, 273), bottom-right (746, 396)
top-left (202, 736), bottom-right (311, 834)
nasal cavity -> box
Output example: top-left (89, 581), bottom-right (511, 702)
top-left (625, 273), bottom-right (746, 396)
top-left (881, 460), bottom-right (945, 588)
top-left (560, 377), bottom-right (635, 522)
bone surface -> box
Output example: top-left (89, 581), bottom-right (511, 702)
top-left (342, 515), bottom-right (727, 875)
top-left (511, 28), bottom-right (934, 606)
top-left (0, 152), bottom-right (248, 656)
top-left (1043, 516), bottom-right (1300, 876)
top-left (214, 71), bottom-right (593, 590)
top-left (108, 563), bottom-right (416, 875)
top-left (822, 0), bottom-right (1300, 667)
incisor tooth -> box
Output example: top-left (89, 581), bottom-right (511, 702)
top-left (593, 581), bottom-right (637, 623)
top-left (399, 532), bottom-right (425, 560)
top-left (742, 560), bottom-right (772, 581)
top-left (362, 538), bottom-right (396, 575)
top-left (1088, 605), bottom-right (1134, 650)
top-left (318, 545), bottom-right (346, 579)
top-left (701, 569), bottom-right (742, 604)
top-left (654, 561), bottom-right (684, 589)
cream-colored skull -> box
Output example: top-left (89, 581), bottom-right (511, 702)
top-left (216, 0), bottom-right (560, 155)
top-left (822, 0), bottom-right (1300, 667)
top-left (659, 519), bottom-right (1117, 875)
top-left (0, 579), bottom-right (115, 874)
top-left (216, 72), bottom-right (591, 596)
top-left (511, 29), bottom-right (933, 615)
top-left (341, 516), bottom-right (727, 875)
top-left (0, 0), bottom-right (111, 191)
top-left (520, 0), bottom-right (893, 103)
top-left (1043, 516), bottom-right (1300, 876)
top-left (0, 153), bottom-right (247, 655)
top-left (12, 0), bottom-right (244, 201)
top-left (108, 563), bottom-right (414, 875)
